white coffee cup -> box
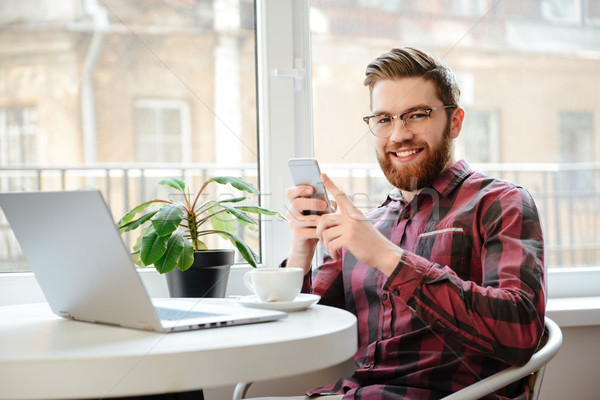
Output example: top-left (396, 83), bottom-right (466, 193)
top-left (243, 268), bottom-right (304, 302)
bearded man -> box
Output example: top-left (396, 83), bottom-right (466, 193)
top-left (282, 47), bottom-right (546, 400)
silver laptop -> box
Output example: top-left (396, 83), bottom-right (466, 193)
top-left (0, 190), bottom-right (286, 332)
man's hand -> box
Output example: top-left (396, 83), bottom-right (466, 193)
top-left (317, 173), bottom-right (403, 276)
top-left (285, 184), bottom-right (335, 274)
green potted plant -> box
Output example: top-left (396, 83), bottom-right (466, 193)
top-left (117, 176), bottom-right (283, 298)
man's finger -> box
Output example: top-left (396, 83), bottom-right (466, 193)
top-left (321, 173), bottom-right (352, 213)
top-left (286, 185), bottom-right (314, 201)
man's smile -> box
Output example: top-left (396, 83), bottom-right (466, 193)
top-left (393, 148), bottom-right (422, 158)
top-left (388, 147), bottom-right (424, 163)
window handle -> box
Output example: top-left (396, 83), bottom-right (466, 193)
top-left (274, 59), bottom-right (305, 91)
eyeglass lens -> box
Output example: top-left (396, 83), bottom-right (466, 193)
top-left (368, 109), bottom-right (432, 137)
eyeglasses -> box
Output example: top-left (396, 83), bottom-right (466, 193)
top-left (363, 105), bottom-right (456, 137)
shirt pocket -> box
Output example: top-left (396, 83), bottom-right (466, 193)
top-left (415, 224), bottom-right (469, 279)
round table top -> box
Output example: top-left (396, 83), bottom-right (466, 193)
top-left (0, 299), bottom-right (357, 399)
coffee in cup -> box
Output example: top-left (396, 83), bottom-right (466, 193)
top-left (243, 267), bottom-right (304, 302)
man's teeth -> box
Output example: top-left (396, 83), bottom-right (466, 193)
top-left (395, 149), bottom-right (420, 157)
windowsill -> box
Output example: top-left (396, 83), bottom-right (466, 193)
top-left (1, 269), bottom-right (600, 329)
top-left (546, 296), bottom-right (600, 328)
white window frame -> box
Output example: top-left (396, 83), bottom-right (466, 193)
top-left (256, 0), bottom-right (314, 266)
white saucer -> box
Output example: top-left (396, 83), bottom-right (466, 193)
top-left (239, 293), bottom-right (320, 312)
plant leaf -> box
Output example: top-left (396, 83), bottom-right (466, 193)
top-left (130, 225), bottom-right (153, 254)
top-left (159, 178), bottom-right (186, 193)
top-left (177, 240), bottom-right (195, 271)
top-left (216, 196), bottom-right (247, 204)
top-left (199, 230), bottom-right (259, 268)
top-left (235, 205), bottom-right (286, 220)
top-left (154, 232), bottom-right (185, 274)
top-left (117, 200), bottom-right (164, 227)
top-left (208, 204), bottom-right (237, 235)
top-left (231, 236), bottom-right (259, 268)
top-left (152, 203), bottom-right (185, 236)
top-left (118, 210), bottom-right (158, 233)
top-left (131, 250), bottom-right (143, 268)
top-left (223, 205), bottom-right (257, 227)
top-left (210, 176), bottom-right (259, 194)
top-left (140, 230), bottom-right (169, 266)
top-left (228, 212), bottom-right (257, 231)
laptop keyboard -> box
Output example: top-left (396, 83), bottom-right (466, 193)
top-left (154, 306), bottom-right (223, 321)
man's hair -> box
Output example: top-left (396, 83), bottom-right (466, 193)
top-left (364, 47), bottom-right (460, 110)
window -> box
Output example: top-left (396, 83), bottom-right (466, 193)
top-left (453, 0), bottom-right (489, 16)
top-left (588, 0), bottom-right (600, 24)
top-left (559, 111), bottom-right (594, 191)
top-left (1, 0), bottom-right (598, 300)
top-left (556, 112), bottom-right (597, 267)
top-left (134, 100), bottom-right (191, 163)
top-left (309, 0), bottom-right (600, 296)
top-left (541, 0), bottom-right (582, 24)
top-left (456, 109), bottom-right (500, 163)
top-left (0, 106), bottom-right (38, 191)
top-left (0, 107), bottom-right (38, 268)
top-left (0, 0), bottom-right (271, 272)
top-left (0, 107), bottom-right (37, 166)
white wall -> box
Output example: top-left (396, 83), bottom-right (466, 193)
top-left (541, 325), bottom-right (600, 400)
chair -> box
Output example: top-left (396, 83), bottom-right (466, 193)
top-left (234, 317), bottom-right (562, 400)
top-left (442, 317), bottom-right (562, 400)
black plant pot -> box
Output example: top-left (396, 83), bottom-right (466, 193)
top-left (165, 249), bottom-right (234, 298)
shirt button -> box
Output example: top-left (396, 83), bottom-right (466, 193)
top-left (393, 289), bottom-right (400, 296)
top-left (382, 293), bottom-right (388, 300)
top-left (363, 362), bottom-right (371, 368)
top-left (402, 212), bottom-right (410, 219)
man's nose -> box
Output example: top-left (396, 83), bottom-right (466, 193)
top-left (389, 118), bottom-right (415, 142)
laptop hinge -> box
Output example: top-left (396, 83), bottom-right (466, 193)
top-left (58, 311), bottom-right (73, 319)
top-left (136, 322), bottom-right (154, 330)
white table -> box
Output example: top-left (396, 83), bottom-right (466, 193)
top-left (0, 299), bottom-right (357, 399)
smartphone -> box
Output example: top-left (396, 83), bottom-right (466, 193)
top-left (288, 158), bottom-right (333, 215)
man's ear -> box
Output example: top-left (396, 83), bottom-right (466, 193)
top-left (449, 108), bottom-right (465, 139)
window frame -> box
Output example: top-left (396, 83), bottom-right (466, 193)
top-left (255, 0), bottom-right (314, 266)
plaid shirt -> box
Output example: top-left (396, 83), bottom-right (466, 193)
top-left (303, 160), bottom-right (547, 400)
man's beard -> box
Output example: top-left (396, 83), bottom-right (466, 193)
top-left (376, 121), bottom-right (452, 192)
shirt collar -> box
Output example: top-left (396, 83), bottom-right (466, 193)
top-left (432, 159), bottom-right (473, 197)
top-left (381, 159), bottom-right (473, 206)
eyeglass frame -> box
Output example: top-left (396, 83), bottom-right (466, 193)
top-left (362, 105), bottom-right (457, 137)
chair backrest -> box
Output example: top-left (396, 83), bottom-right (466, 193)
top-left (442, 317), bottom-right (562, 400)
